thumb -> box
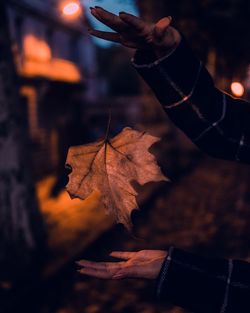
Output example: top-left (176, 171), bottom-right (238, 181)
top-left (154, 16), bottom-right (172, 39)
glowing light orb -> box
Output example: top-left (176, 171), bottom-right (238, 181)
top-left (231, 82), bottom-right (245, 97)
top-left (62, 2), bottom-right (81, 17)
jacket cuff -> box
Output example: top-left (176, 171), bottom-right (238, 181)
top-left (131, 45), bottom-right (178, 68)
top-left (131, 38), bottom-right (202, 108)
top-left (227, 260), bottom-right (250, 313)
top-left (155, 246), bottom-right (174, 298)
top-left (156, 247), bottom-right (230, 313)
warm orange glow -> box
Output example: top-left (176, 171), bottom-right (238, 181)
top-left (20, 86), bottom-right (39, 138)
top-left (24, 35), bottom-right (52, 62)
top-left (37, 176), bottom-right (114, 278)
top-left (20, 58), bottom-right (82, 83)
top-left (231, 82), bottom-right (245, 97)
top-left (61, 1), bottom-right (81, 19)
top-left (19, 35), bottom-right (82, 83)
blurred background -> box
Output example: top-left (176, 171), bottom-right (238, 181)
top-left (1, 0), bottom-right (250, 313)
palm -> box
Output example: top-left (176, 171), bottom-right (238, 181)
top-left (89, 7), bottom-right (180, 52)
top-left (77, 250), bottom-right (167, 280)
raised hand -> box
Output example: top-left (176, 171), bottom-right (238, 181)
top-left (88, 7), bottom-right (181, 56)
top-left (77, 250), bottom-right (167, 280)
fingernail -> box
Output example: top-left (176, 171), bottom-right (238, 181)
top-left (168, 16), bottom-right (173, 21)
top-left (90, 7), bottom-right (94, 10)
top-left (77, 270), bottom-right (82, 273)
top-left (95, 6), bottom-right (102, 9)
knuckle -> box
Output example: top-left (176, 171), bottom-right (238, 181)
top-left (110, 16), bottom-right (117, 25)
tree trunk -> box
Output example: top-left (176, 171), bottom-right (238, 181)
top-left (0, 0), bottom-right (46, 282)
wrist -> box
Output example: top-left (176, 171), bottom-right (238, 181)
top-left (153, 44), bottom-right (177, 59)
top-left (153, 251), bottom-right (168, 279)
top-left (153, 30), bottom-right (181, 59)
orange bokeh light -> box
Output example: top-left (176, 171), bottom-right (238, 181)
top-left (23, 35), bottom-right (52, 62)
top-left (20, 35), bottom-right (82, 83)
top-left (62, 1), bottom-right (81, 17)
top-left (231, 82), bottom-right (245, 97)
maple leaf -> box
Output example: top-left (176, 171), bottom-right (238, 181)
top-left (66, 127), bottom-right (168, 230)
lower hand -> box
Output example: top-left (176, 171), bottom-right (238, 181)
top-left (77, 250), bottom-right (167, 280)
top-left (88, 7), bottom-right (181, 57)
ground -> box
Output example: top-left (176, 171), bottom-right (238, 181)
top-left (35, 156), bottom-right (250, 313)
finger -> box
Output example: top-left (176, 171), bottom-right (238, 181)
top-left (91, 7), bottom-right (128, 32)
top-left (110, 251), bottom-right (136, 260)
top-left (78, 267), bottom-right (112, 279)
top-left (119, 12), bottom-right (146, 32)
top-left (154, 16), bottom-right (172, 38)
top-left (88, 29), bottom-right (121, 43)
top-left (76, 260), bottom-right (106, 269)
top-left (76, 260), bottom-right (124, 270)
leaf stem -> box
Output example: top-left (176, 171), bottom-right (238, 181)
top-left (104, 108), bottom-right (112, 142)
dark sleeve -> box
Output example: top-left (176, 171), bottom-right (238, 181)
top-left (132, 38), bottom-right (250, 164)
top-left (155, 247), bottom-right (250, 313)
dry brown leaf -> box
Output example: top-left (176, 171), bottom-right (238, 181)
top-left (66, 127), bottom-right (168, 230)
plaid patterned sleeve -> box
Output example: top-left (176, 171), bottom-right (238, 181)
top-left (155, 247), bottom-right (250, 313)
top-left (132, 38), bottom-right (250, 164)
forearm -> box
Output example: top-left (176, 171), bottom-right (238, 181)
top-left (132, 38), bottom-right (250, 164)
top-left (156, 247), bottom-right (250, 313)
